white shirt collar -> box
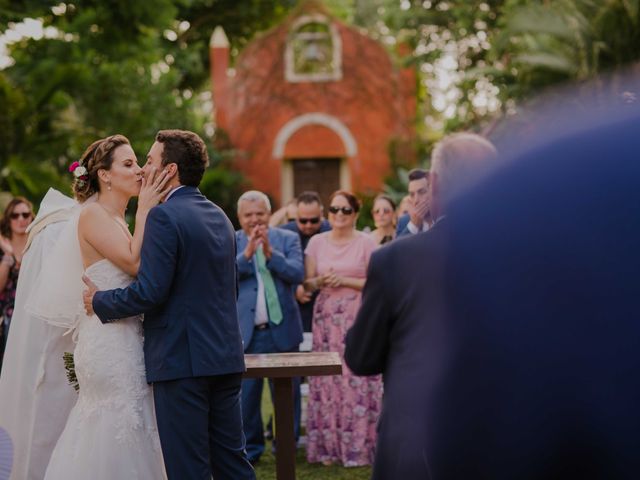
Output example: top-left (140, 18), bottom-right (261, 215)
top-left (164, 185), bottom-right (186, 202)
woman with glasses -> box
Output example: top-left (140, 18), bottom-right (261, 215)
top-left (370, 194), bottom-right (397, 246)
top-left (0, 197), bottom-right (34, 369)
top-left (303, 190), bottom-right (382, 467)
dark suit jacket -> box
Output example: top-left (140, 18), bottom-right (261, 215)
top-left (395, 213), bottom-right (411, 237)
top-left (345, 221), bottom-right (449, 479)
top-left (93, 187), bottom-right (246, 383)
top-left (423, 110), bottom-right (640, 479)
top-left (235, 227), bottom-right (304, 352)
top-left (350, 107), bottom-right (640, 480)
top-left (279, 219), bottom-right (331, 331)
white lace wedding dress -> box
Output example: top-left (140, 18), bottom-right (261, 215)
top-left (43, 259), bottom-right (166, 480)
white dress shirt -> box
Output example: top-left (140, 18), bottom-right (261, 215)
top-left (254, 258), bottom-right (269, 326)
top-left (407, 220), bottom-right (430, 234)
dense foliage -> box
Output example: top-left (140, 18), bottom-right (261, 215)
top-left (2, 0), bottom-right (639, 210)
top-left (0, 0), bottom-right (295, 209)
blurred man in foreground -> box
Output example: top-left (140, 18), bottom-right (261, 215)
top-left (427, 106), bottom-right (640, 479)
top-left (345, 133), bottom-right (497, 479)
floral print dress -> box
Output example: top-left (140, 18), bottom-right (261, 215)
top-left (304, 231), bottom-right (383, 467)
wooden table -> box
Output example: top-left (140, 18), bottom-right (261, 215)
top-left (244, 352), bottom-right (342, 480)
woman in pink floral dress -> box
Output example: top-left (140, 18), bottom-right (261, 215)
top-left (304, 190), bottom-right (382, 467)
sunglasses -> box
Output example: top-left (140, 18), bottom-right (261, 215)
top-left (373, 208), bottom-right (392, 215)
top-left (328, 206), bottom-right (354, 215)
top-left (298, 217), bottom-right (320, 225)
top-left (10, 212), bottom-right (32, 220)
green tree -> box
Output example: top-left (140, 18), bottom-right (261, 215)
top-left (0, 0), bottom-right (296, 207)
top-left (489, 0), bottom-right (640, 101)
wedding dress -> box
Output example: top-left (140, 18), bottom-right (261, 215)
top-left (43, 258), bottom-right (166, 480)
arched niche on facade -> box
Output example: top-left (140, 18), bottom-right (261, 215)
top-left (284, 13), bottom-right (342, 83)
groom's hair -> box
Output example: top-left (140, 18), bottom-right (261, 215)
top-left (155, 130), bottom-right (209, 187)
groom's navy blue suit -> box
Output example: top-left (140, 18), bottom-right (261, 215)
top-left (93, 186), bottom-right (254, 480)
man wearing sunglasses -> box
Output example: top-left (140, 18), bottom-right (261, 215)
top-left (280, 191), bottom-right (331, 333)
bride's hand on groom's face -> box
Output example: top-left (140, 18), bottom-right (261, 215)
top-left (82, 274), bottom-right (98, 316)
top-left (138, 167), bottom-right (172, 212)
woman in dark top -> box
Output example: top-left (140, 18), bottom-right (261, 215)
top-left (369, 194), bottom-right (397, 246)
top-left (0, 197), bottom-right (33, 370)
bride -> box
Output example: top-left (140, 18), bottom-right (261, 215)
top-left (33, 134), bottom-right (170, 479)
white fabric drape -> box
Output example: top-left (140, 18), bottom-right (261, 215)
top-left (26, 204), bottom-right (87, 333)
top-left (0, 189), bottom-right (80, 480)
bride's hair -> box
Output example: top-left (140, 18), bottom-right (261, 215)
top-left (73, 134), bottom-right (131, 201)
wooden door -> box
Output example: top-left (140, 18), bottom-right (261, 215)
top-left (292, 158), bottom-right (341, 208)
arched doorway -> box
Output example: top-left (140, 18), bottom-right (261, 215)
top-left (273, 113), bottom-right (356, 207)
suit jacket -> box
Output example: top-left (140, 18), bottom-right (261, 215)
top-left (395, 213), bottom-right (411, 237)
top-left (421, 109), bottom-right (640, 479)
top-left (235, 227), bottom-right (304, 352)
top-left (345, 221), bottom-right (449, 480)
top-left (396, 213), bottom-right (430, 238)
top-left (279, 219), bottom-right (331, 331)
top-left (93, 186), bottom-right (245, 383)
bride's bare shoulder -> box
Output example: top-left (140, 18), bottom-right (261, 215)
top-left (78, 203), bottom-right (109, 230)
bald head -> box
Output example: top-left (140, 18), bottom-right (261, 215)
top-left (429, 133), bottom-right (497, 219)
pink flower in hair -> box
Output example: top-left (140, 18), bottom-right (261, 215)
top-left (69, 161), bottom-right (80, 173)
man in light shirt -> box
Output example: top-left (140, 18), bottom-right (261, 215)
top-left (235, 190), bottom-right (304, 464)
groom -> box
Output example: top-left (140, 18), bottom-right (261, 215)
top-left (83, 130), bottom-right (255, 480)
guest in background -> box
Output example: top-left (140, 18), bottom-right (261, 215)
top-left (268, 199), bottom-right (297, 227)
top-left (304, 190), bottom-right (381, 467)
top-left (396, 169), bottom-right (431, 237)
top-left (280, 191), bottom-right (331, 333)
top-left (369, 194), bottom-right (396, 246)
top-left (235, 190), bottom-right (304, 464)
top-left (0, 197), bottom-right (33, 369)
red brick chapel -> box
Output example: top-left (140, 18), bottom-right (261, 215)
top-left (210, 0), bottom-right (416, 207)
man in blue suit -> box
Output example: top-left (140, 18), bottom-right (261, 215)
top-left (235, 190), bottom-right (304, 464)
top-left (84, 130), bottom-right (254, 480)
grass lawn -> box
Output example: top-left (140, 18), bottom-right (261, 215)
top-left (253, 380), bottom-right (372, 480)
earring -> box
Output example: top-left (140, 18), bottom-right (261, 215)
top-left (107, 180), bottom-right (112, 191)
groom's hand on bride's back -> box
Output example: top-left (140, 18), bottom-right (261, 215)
top-left (82, 274), bottom-right (98, 316)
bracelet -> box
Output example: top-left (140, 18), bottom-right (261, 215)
top-left (1, 255), bottom-right (15, 267)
